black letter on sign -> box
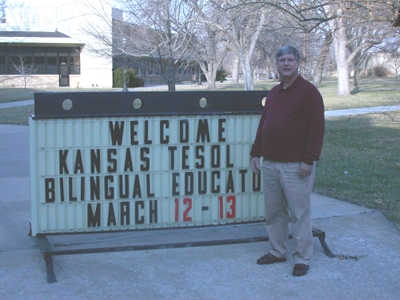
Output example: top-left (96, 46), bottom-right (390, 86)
top-left (149, 200), bottom-right (158, 224)
top-left (59, 150), bottom-right (69, 174)
top-left (80, 177), bottom-right (85, 201)
top-left (184, 172), bottom-right (194, 195)
top-left (225, 170), bottom-right (234, 193)
top-left (252, 172), bottom-right (261, 192)
top-left (211, 171), bottom-right (220, 193)
top-left (140, 147), bottom-right (150, 171)
top-left (109, 121), bottom-right (124, 146)
top-left (104, 175), bottom-right (114, 200)
top-left (130, 121), bottom-right (139, 145)
top-left (160, 120), bottom-right (169, 144)
top-left (135, 201), bottom-right (145, 224)
top-left (196, 119), bottom-right (210, 143)
top-left (74, 150), bottom-right (84, 174)
top-left (107, 149), bottom-right (117, 173)
top-left (146, 174), bottom-right (155, 197)
top-left (120, 201), bottom-right (130, 225)
top-left (119, 175), bottom-right (129, 199)
top-left (180, 120), bottom-right (189, 143)
top-left (198, 171), bottom-right (207, 195)
top-left (91, 149), bottom-right (101, 173)
top-left (132, 175), bottom-right (142, 198)
top-left (168, 146), bottom-right (177, 170)
top-left (88, 203), bottom-right (101, 227)
top-left (90, 176), bottom-right (100, 200)
top-left (172, 172), bottom-right (179, 196)
top-left (182, 146), bottom-right (190, 169)
top-left (59, 178), bottom-right (65, 202)
top-left (144, 121), bottom-right (152, 144)
top-left (69, 177), bottom-right (77, 201)
top-left (107, 203), bottom-right (116, 226)
top-left (124, 148), bottom-right (133, 172)
top-left (211, 145), bottom-right (220, 168)
top-left (45, 178), bottom-right (55, 203)
top-left (218, 119), bottom-right (226, 142)
top-left (195, 145), bottom-right (204, 169)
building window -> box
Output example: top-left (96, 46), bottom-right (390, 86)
top-left (0, 56), bottom-right (6, 74)
top-left (70, 53), bottom-right (80, 74)
top-left (0, 46), bottom-right (81, 75)
top-left (35, 51), bottom-right (46, 74)
top-left (46, 54), bottom-right (58, 74)
top-left (9, 56), bottom-right (21, 74)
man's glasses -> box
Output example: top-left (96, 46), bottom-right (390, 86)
top-left (278, 58), bottom-right (297, 64)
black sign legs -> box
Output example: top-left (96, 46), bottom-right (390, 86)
top-left (312, 227), bottom-right (335, 258)
top-left (36, 235), bottom-right (57, 283)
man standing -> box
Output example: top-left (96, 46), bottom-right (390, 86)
top-left (250, 45), bottom-right (325, 277)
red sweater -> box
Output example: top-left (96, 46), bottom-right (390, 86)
top-left (250, 76), bottom-right (325, 165)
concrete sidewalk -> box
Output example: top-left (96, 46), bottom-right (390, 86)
top-left (1, 112), bottom-right (400, 299)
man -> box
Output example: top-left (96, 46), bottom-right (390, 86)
top-left (250, 45), bottom-right (325, 277)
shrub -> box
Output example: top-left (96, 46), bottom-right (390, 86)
top-left (373, 65), bottom-right (388, 77)
top-left (113, 68), bottom-right (145, 88)
top-left (200, 69), bottom-right (227, 82)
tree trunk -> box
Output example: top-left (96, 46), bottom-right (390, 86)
top-left (353, 58), bottom-right (361, 89)
top-left (231, 55), bottom-right (240, 84)
top-left (166, 64), bottom-right (176, 91)
top-left (313, 31), bottom-right (332, 85)
top-left (254, 66), bottom-right (259, 81)
top-left (332, 12), bottom-right (350, 96)
top-left (204, 67), bottom-right (217, 89)
top-left (241, 56), bottom-right (254, 90)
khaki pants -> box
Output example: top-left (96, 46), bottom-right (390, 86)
top-left (262, 160), bottom-right (316, 265)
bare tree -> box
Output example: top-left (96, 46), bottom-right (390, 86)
top-left (250, 0), bottom-right (399, 95)
top-left (114, 0), bottom-right (201, 91)
top-left (312, 29), bottom-right (332, 85)
top-left (80, 0), bottom-right (400, 94)
top-left (192, 28), bottom-right (228, 89)
top-left (81, 0), bottom-right (201, 91)
top-left (186, 0), bottom-right (267, 90)
top-left (375, 37), bottom-right (400, 81)
top-left (11, 54), bottom-right (37, 88)
top-left (216, 1), bottom-right (266, 90)
top-left (256, 21), bottom-right (297, 82)
top-left (0, 0), bottom-right (6, 23)
top-left (347, 23), bottom-right (387, 89)
top-left (189, 5), bottom-right (229, 89)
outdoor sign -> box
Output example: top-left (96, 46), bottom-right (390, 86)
top-left (29, 91), bottom-right (267, 236)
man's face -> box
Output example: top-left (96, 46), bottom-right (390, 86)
top-left (276, 53), bottom-right (299, 80)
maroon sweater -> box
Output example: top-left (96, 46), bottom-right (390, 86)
top-left (250, 75), bottom-right (325, 165)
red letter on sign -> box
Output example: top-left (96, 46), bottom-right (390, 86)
top-left (174, 198), bottom-right (193, 222)
top-left (218, 195), bottom-right (236, 219)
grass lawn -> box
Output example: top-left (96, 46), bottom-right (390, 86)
top-left (0, 76), bottom-right (399, 227)
top-left (314, 111), bottom-right (400, 226)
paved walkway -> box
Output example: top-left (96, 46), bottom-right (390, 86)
top-left (0, 102), bottom-right (400, 299)
top-left (0, 99), bottom-right (34, 109)
top-left (325, 105), bottom-right (400, 117)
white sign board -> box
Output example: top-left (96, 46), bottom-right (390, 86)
top-left (30, 91), bottom-right (266, 236)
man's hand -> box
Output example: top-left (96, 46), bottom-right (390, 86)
top-left (251, 157), bottom-right (261, 174)
top-left (299, 162), bottom-right (313, 178)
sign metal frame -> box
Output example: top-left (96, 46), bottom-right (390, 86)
top-left (29, 91), bottom-right (334, 283)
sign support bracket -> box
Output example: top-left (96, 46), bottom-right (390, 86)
top-left (34, 226), bottom-right (334, 283)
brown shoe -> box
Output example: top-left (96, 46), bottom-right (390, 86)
top-left (257, 253), bottom-right (287, 265)
top-left (292, 264), bottom-right (309, 276)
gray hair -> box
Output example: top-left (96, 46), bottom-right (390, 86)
top-left (275, 45), bottom-right (300, 63)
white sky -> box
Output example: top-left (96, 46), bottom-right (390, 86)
top-left (8, 0), bottom-right (80, 7)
